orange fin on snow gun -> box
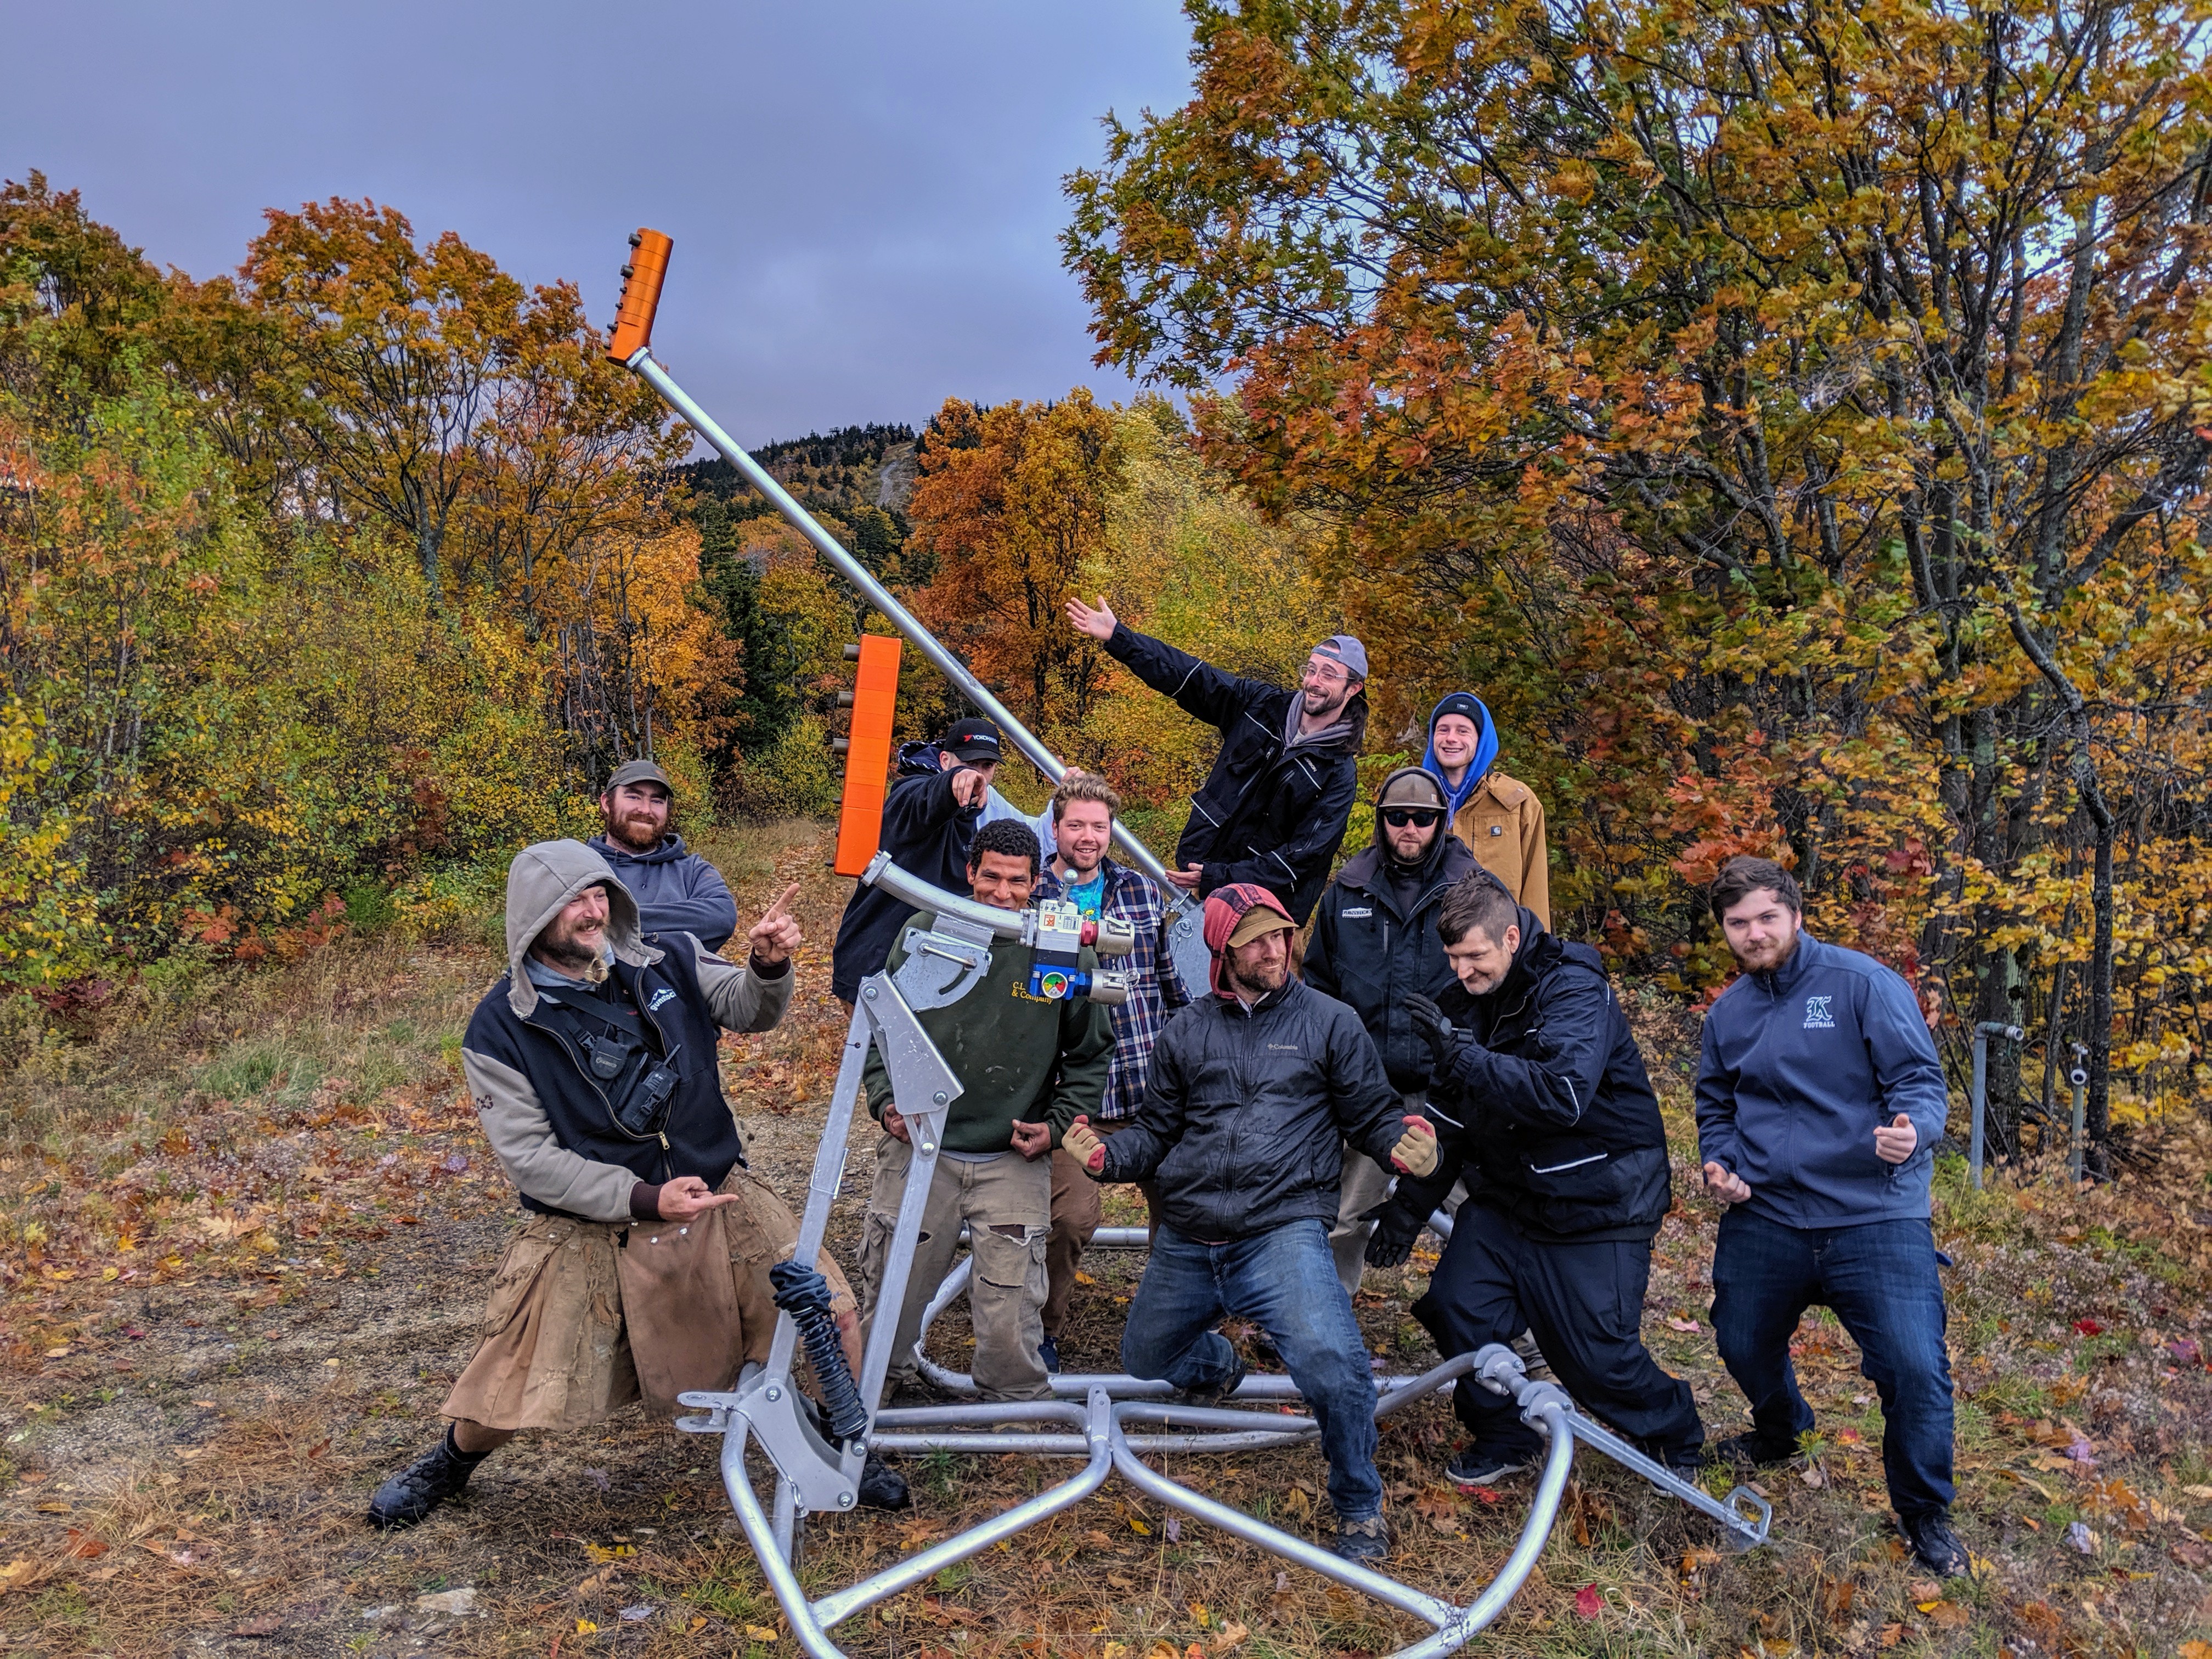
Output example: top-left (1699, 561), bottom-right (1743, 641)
top-left (608, 229), bottom-right (673, 364)
top-left (833, 635), bottom-right (904, 877)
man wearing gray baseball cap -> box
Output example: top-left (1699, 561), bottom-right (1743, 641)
top-left (589, 758), bottom-right (739, 952)
top-left (1065, 597), bottom-right (1367, 926)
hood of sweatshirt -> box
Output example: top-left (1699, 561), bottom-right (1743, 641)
top-left (501, 839), bottom-right (653, 1019)
top-left (896, 740), bottom-right (946, 778)
top-left (1422, 693), bottom-right (1501, 820)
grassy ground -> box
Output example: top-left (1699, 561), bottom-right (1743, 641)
top-left (3, 820), bottom-right (2210, 1657)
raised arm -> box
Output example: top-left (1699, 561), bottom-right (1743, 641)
top-left (693, 883), bottom-right (800, 1033)
top-left (1430, 970), bottom-right (1614, 1135)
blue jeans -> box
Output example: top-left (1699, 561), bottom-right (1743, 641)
top-left (1120, 1220), bottom-right (1381, 1521)
top-left (1711, 1208), bottom-right (1955, 1520)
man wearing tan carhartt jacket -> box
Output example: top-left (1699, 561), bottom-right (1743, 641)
top-left (1422, 692), bottom-right (1551, 930)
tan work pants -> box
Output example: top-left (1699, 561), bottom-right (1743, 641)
top-left (859, 1136), bottom-right (1052, 1401)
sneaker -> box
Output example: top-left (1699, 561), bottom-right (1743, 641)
top-left (1711, 1431), bottom-right (1795, 1469)
top-left (368, 1427), bottom-right (487, 1529)
top-left (1170, 1356), bottom-right (1247, 1408)
top-left (857, 1451), bottom-right (910, 1511)
top-left (1446, 1446), bottom-right (1530, 1488)
top-left (1901, 1511), bottom-right (1972, 1579)
top-left (1038, 1335), bottom-right (1061, 1374)
top-left (1332, 1513), bottom-right (1391, 1562)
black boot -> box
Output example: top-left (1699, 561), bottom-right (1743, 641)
top-left (858, 1451), bottom-right (910, 1510)
top-left (368, 1426), bottom-right (491, 1529)
top-left (1901, 1511), bottom-right (1971, 1578)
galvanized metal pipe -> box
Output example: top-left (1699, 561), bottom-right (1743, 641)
top-left (628, 348), bottom-right (1193, 907)
top-left (1969, 1021), bottom-right (2024, 1190)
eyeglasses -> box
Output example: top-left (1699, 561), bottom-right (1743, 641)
top-left (1381, 808), bottom-right (1442, 828)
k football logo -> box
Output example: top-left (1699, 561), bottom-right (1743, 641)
top-left (1803, 995), bottom-right (1835, 1030)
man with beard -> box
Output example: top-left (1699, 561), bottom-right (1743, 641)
top-left (368, 841), bottom-right (906, 1528)
top-left (1030, 771), bottom-right (1188, 1370)
top-left (1303, 767), bottom-right (1488, 1294)
top-left (589, 758), bottom-right (739, 952)
top-left (1421, 694), bottom-right (1550, 929)
top-left (1063, 884), bottom-right (1437, 1562)
top-left (1370, 873), bottom-right (1705, 1488)
top-left (1695, 856), bottom-right (1964, 1577)
top-left (1064, 596), bottom-right (1365, 926)
top-left (831, 716), bottom-right (1005, 1006)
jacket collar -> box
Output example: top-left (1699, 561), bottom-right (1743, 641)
top-left (1752, 929), bottom-right (1825, 995)
top-left (1338, 837), bottom-right (1477, 920)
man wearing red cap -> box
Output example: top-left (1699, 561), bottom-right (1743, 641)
top-left (1063, 884), bottom-right (1435, 1562)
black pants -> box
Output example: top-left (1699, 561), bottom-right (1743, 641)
top-left (1412, 1201), bottom-right (1703, 1465)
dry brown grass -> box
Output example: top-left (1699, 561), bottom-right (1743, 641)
top-left (3, 820), bottom-right (2210, 1657)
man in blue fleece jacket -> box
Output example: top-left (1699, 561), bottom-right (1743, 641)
top-left (1695, 856), bottom-right (1966, 1577)
top-left (589, 759), bottom-right (738, 951)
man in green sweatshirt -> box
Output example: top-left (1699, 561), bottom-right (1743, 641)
top-left (856, 818), bottom-right (1116, 1401)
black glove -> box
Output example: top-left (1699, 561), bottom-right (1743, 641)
top-left (1403, 992), bottom-right (1459, 1069)
top-left (1363, 1200), bottom-right (1425, 1269)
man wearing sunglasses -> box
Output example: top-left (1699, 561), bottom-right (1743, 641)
top-left (1064, 595), bottom-right (1365, 926)
top-left (1304, 768), bottom-right (1490, 1294)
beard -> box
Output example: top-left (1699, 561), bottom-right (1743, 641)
top-left (604, 810), bottom-right (667, 853)
top-left (1728, 930), bottom-right (1799, 973)
top-left (538, 922), bottom-right (610, 981)
top-left (1302, 684), bottom-right (1351, 722)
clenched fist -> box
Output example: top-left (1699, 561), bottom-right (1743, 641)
top-left (1064, 1115), bottom-right (1107, 1176)
top-left (1389, 1115), bottom-right (1438, 1177)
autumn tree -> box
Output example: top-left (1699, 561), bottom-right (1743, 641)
top-left (906, 391), bottom-right (1125, 732)
top-left (1068, 0), bottom-right (2212, 1162)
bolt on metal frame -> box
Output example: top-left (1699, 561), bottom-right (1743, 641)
top-left (611, 235), bottom-right (1771, 1656)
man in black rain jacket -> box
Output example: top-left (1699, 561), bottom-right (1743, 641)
top-left (1064, 595), bottom-right (1364, 925)
top-left (1305, 765), bottom-right (1493, 1293)
top-left (1372, 873), bottom-right (1706, 1485)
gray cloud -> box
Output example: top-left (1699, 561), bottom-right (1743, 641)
top-left (3, 0), bottom-right (1192, 444)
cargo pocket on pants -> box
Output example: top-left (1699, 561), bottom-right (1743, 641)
top-left (971, 1223), bottom-right (1048, 1301)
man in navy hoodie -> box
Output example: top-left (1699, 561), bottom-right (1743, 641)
top-left (1695, 856), bottom-right (1965, 1577)
top-left (590, 759), bottom-right (738, 951)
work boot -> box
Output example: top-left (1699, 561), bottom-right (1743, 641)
top-left (1332, 1513), bottom-right (1391, 1562)
top-left (1038, 1335), bottom-right (1062, 1374)
top-left (1446, 1446), bottom-right (1528, 1488)
top-left (1169, 1355), bottom-right (1246, 1409)
top-left (1901, 1511), bottom-right (1972, 1578)
top-left (368, 1426), bottom-right (490, 1528)
top-left (1711, 1431), bottom-right (1795, 1469)
top-left (858, 1451), bottom-right (910, 1511)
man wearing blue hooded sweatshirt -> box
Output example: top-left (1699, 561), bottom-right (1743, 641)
top-left (1422, 695), bottom-right (1550, 929)
top-left (1695, 856), bottom-right (1965, 1579)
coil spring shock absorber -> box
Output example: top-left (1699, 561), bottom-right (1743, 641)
top-left (768, 1260), bottom-right (870, 1444)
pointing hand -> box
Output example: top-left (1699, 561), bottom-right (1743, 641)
top-left (1872, 1113), bottom-right (1918, 1165)
top-left (1702, 1161), bottom-right (1751, 1204)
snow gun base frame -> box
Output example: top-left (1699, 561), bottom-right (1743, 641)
top-left (677, 994), bottom-right (1769, 1659)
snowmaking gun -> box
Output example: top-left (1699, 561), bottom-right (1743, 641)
top-left (608, 229), bottom-right (1769, 1659)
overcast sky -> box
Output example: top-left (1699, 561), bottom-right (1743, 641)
top-left (2, 0), bottom-right (1193, 445)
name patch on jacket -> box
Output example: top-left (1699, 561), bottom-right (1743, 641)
top-left (1803, 995), bottom-right (1835, 1029)
top-left (648, 989), bottom-right (678, 1012)
top-left (1342, 907), bottom-right (1373, 918)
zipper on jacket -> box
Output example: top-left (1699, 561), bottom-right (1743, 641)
top-left (521, 1009), bottom-right (667, 1144)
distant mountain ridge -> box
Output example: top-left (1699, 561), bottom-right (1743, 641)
top-left (673, 423), bottom-right (917, 520)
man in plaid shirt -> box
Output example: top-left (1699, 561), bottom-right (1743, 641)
top-left (1032, 771), bottom-right (1189, 1370)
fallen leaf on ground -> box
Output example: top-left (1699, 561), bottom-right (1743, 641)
top-left (1667, 1317), bottom-right (1700, 1333)
top-left (0, 1560), bottom-right (41, 1596)
top-left (63, 1529), bottom-right (108, 1559)
top-left (1210, 1621), bottom-right (1249, 1652)
top-left (744, 1625), bottom-right (777, 1643)
top-left (1574, 1584), bottom-right (1602, 1619)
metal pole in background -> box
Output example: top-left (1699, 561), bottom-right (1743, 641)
top-left (2068, 1042), bottom-right (2090, 1184)
top-left (1968, 1021), bottom-right (2024, 1191)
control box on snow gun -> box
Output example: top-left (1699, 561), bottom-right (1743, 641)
top-left (1026, 899), bottom-right (1135, 1005)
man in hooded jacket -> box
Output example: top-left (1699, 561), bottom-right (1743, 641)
top-left (1421, 693), bottom-right (1550, 929)
top-left (1304, 766), bottom-right (1491, 1294)
top-left (1370, 873), bottom-right (1705, 1486)
top-left (367, 840), bottom-right (906, 1528)
top-left (1063, 884), bottom-right (1437, 1562)
top-left (1065, 595), bottom-right (1364, 925)
top-left (831, 717), bottom-right (1005, 1003)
